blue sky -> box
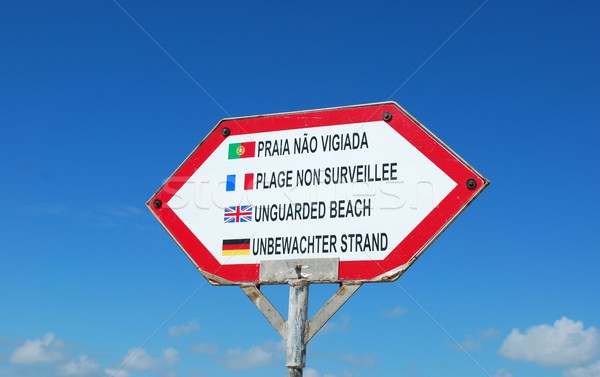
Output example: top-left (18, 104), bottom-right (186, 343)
top-left (1, 1), bottom-right (599, 377)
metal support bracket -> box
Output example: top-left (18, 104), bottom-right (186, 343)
top-left (240, 282), bottom-right (362, 344)
top-left (306, 282), bottom-right (362, 342)
top-left (241, 284), bottom-right (286, 339)
top-left (241, 260), bottom-right (362, 377)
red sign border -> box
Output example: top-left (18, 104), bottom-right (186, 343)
top-left (147, 102), bottom-right (488, 284)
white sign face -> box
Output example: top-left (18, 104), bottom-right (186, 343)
top-left (168, 120), bottom-right (457, 265)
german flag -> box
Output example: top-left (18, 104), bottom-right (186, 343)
top-left (222, 238), bottom-right (251, 256)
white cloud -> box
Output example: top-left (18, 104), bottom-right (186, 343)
top-left (564, 361), bottom-right (600, 377)
top-left (458, 328), bottom-right (498, 351)
top-left (323, 314), bottom-right (351, 334)
top-left (105, 368), bottom-right (130, 377)
top-left (304, 368), bottom-right (336, 377)
top-left (10, 333), bottom-right (65, 364)
top-left (162, 347), bottom-right (180, 365)
top-left (304, 369), bottom-right (320, 377)
top-left (381, 306), bottom-right (408, 318)
top-left (121, 348), bottom-right (159, 371)
top-left (191, 343), bottom-right (219, 355)
top-left (341, 353), bottom-right (376, 368)
top-left (499, 317), bottom-right (599, 367)
top-left (105, 204), bottom-right (145, 219)
top-left (21, 203), bottom-right (151, 229)
top-left (221, 341), bottom-right (284, 370)
top-left (119, 347), bottom-right (179, 371)
top-left (59, 355), bottom-right (101, 376)
top-left (168, 320), bottom-right (200, 336)
top-left (22, 203), bottom-right (69, 216)
top-left (492, 368), bottom-right (513, 377)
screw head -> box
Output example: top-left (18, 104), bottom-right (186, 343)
top-left (466, 178), bottom-right (477, 190)
top-left (153, 199), bottom-right (162, 208)
top-left (221, 127), bottom-right (230, 137)
top-left (382, 111), bottom-right (392, 121)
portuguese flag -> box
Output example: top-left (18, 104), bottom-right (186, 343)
top-left (228, 142), bottom-right (256, 159)
top-left (222, 238), bottom-right (251, 256)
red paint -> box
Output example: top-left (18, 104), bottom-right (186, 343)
top-left (244, 173), bottom-right (254, 190)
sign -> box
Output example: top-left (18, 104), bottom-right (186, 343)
top-left (147, 102), bottom-right (488, 284)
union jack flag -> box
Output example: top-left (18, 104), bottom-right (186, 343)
top-left (224, 205), bottom-right (253, 223)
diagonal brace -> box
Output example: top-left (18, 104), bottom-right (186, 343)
top-left (241, 282), bottom-right (362, 344)
top-left (241, 284), bottom-right (286, 339)
top-left (306, 283), bottom-right (361, 342)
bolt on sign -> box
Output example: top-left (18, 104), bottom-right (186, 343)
top-left (147, 102), bottom-right (488, 285)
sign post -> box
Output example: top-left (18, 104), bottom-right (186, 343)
top-left (147, 102), bottom-right (488, 375)
top-left (287, 279), bottom-right (308, 376)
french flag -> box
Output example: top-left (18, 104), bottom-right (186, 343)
top-left (226, 173), bottom-right (254, 191)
